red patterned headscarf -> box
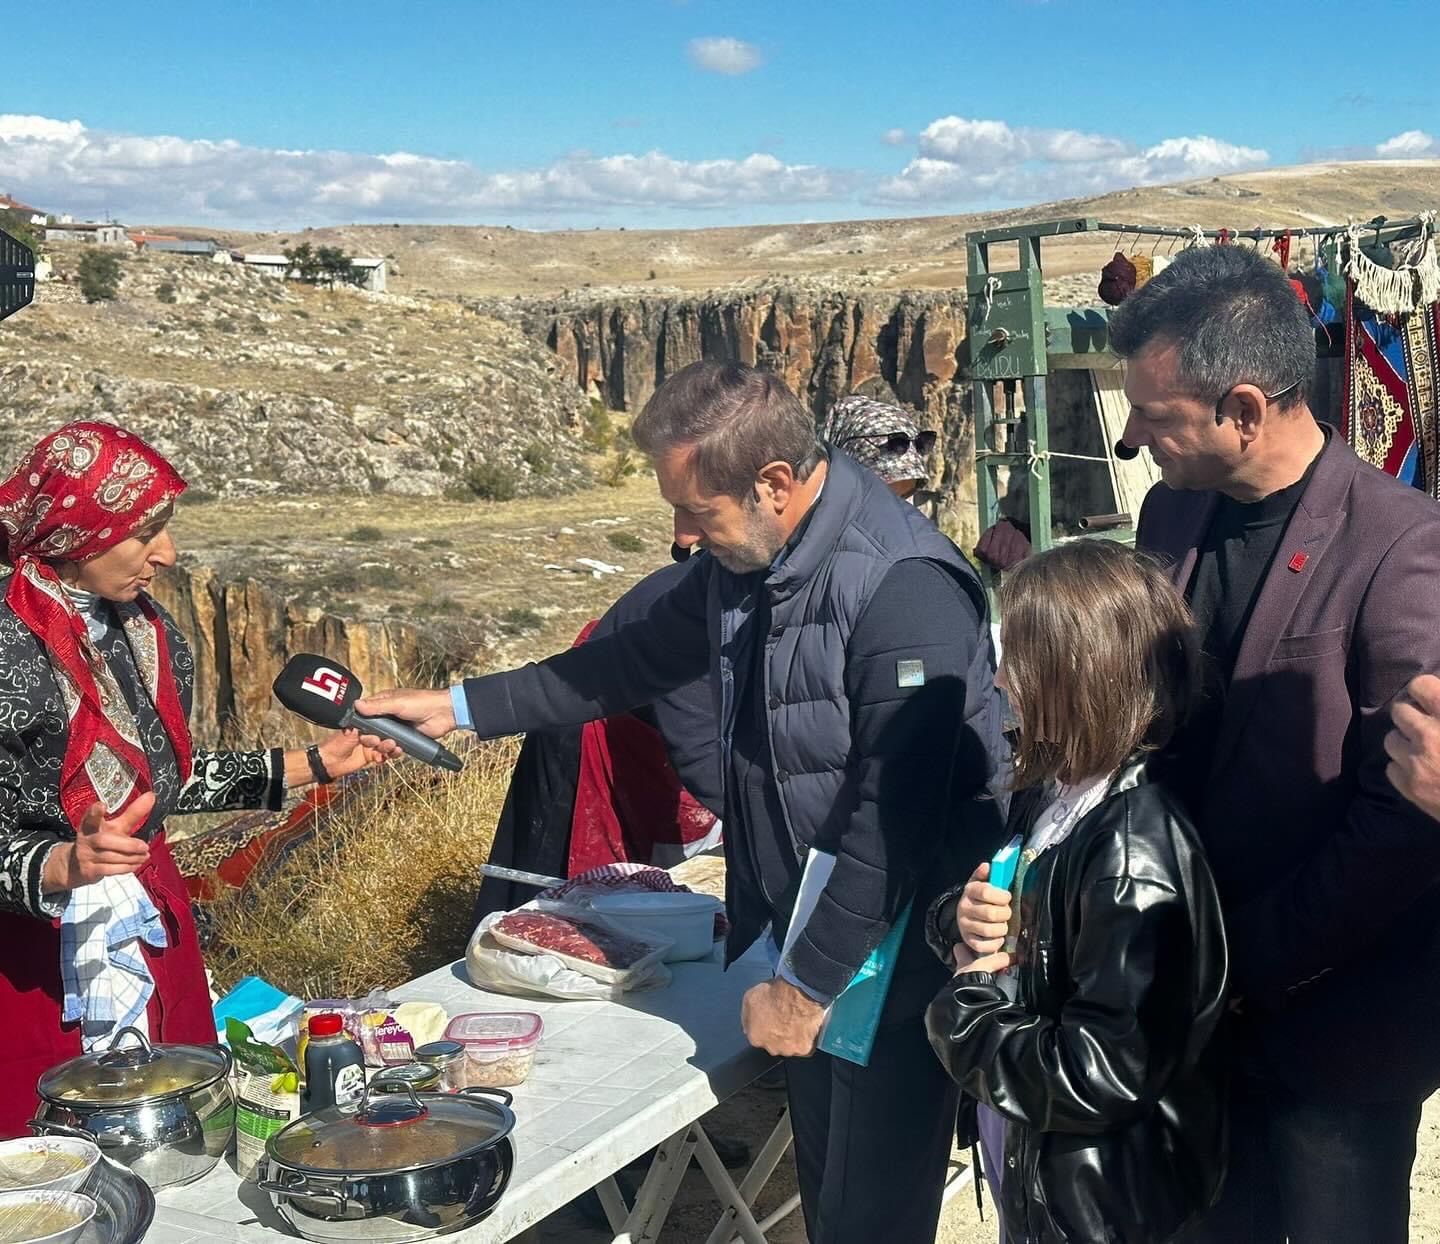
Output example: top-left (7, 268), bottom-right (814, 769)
top-left (0, 422), bottom-right (192, 830)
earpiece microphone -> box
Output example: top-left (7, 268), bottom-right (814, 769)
top-left (1114, 440), bottom-right (1139, 461)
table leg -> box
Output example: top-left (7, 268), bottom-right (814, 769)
top-left (691, 1125), bottom-right (771, 1244)
top-left (608, 1127), bottom-right (697, 1244)
top-left (703, 1108), bottom-right (794, 1244)
top-left (596, 1177), bottom-right (630, 1235)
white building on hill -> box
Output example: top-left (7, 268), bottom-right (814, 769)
top-left (46, 221), bottom-right (126, 246)
top-left (238, 253), bottom-right (387, 292)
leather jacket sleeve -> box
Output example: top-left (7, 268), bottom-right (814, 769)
top-left (925, 875), bottom-right (1200, 1135)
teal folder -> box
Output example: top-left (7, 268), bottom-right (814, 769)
top-left (815, 901), bottom-right (914, 1067)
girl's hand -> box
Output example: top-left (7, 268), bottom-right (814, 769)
top-left (317, 728), bottom-right (395, 779)
top-left (957, 861), bottom-right (1013, 954)
top-left (954, 941), bottom-right (1012, 975)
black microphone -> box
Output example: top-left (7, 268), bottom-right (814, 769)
top-left (273, 655), bottom-right (464, 773)
top-left (1114, 440), bottom-right (1140, 461)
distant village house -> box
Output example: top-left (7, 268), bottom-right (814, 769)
top-left (239, 252), bottom-right (387, 292)
top-left (131, 236), bottom-right (233, 264)
top-left (46, 217), bottom-right (127, 246)
top-left (0, 194), bottom-right (47, 226)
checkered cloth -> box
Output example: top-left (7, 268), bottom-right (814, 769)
top-left (61, 874), bottom-right (169, 1051)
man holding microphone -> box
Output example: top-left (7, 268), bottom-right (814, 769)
top-left (359, 360), bottom-right (1009, 1244)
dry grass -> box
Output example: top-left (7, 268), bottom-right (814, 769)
top-left (205, 735), bottom-right (520, 999)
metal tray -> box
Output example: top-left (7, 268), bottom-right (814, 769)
top-left (78, 1154), bottom-right (155, 1244)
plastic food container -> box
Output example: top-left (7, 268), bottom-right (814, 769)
top-left (589, 891), bottom-right (724, 962)
top-left (444, 1012), bottom-right (544, 1089)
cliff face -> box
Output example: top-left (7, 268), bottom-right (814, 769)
top-left (150, 561), bottom-right (438, 749)
top-left (483, 286), bottom-right (986, 541)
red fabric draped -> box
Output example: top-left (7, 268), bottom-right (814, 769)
top-left (566, 620), bottom-right (718, 875)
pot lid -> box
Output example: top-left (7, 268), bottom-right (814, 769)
top-left (38, 1027), bottom-right (229, 1106)
top-left (590, 891), bottom-right (722, 916)
top-left (267, 1085), bottom-right (515, 1178)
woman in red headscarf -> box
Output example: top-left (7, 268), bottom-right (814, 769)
top-left (0, 422), bottom-right (388, 1135)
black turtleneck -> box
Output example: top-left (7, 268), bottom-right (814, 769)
top-left (1171, 437), bottom-right (1325, 808)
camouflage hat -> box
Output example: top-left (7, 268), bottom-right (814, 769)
top-left (821, 395), bottom-right (932, 487)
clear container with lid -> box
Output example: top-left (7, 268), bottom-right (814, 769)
top-left (443, 1012), bottom-right (544, 1088)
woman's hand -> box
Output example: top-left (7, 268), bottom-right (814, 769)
top-left (317, 729), bottom-right (395, 779)
top-left (285, 730), bottom-right (397, 789)
top-left (42, 794), bottom-right (154, 895)
top-left (957, 861), bottom-right (1013, 955)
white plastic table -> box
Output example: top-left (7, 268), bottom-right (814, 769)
top-left (152, 944), bottom-right (793, 1243)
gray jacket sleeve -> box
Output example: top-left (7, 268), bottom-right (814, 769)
top-left (461, 563), bottom-right (712, 738)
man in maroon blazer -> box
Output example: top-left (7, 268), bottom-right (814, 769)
top-left (1112, 244), bottom-right (1440, 1242)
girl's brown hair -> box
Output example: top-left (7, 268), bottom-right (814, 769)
top-left (998, 540), bottom-right (1198, 789)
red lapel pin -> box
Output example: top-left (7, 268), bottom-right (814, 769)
top-left (1287, 552), bottom-right (1308, 573)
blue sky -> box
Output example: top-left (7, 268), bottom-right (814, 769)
top-left (4, 0), bottom-right (1437, 230)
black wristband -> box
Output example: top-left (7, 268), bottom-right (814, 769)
top-left (305, 744), bottom-right (334, 785)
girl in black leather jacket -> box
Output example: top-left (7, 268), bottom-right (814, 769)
top-left (926, 542), bottom-right (1229, 1244)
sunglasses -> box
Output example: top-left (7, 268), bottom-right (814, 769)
top-left (841, 429), bottom-right (937, 456)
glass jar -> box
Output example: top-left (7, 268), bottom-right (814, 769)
top-left (371, 1063), bottom-right (440, 1094)
top-left (414, 1040), bottom-right (466, 1092)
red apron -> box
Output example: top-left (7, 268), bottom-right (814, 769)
top-left (0, 833), bottom-right (214, 1137)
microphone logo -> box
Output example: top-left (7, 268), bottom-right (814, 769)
top-left (301, 667), bottom-right (350, 704)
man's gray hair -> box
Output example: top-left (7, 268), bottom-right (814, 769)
top-left (1108, 244), bottom-right (1314, 411)
top-left (631, 360), bottom-right (823, 502)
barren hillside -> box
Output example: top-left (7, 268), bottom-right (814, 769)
top-left (0, 249), bottom-right (591, 500)
top-left (144, 160), bottom-right (1440, 299)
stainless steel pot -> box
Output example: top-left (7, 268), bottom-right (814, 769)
top-left (32, 1025), bottom-right (234, 1191)
top-left (260, 1083), bottom-right (516, 1244)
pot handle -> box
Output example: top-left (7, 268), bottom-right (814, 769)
top-left (27, 1120), bottom-right (97, 1143)
top-left (458, 1086), bottom-right (514, 1107)
top-left (258, 1174), bottom-right (352, 1213)
top-left (96, 1026), bottom-right (155, 1067)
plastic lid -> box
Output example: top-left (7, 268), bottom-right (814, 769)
top-left (309, 1014), bottom-right (344, 1037)
top-left (590, 891), bottom-right (722, 916)
top-left (268, 1088), bottom-right (514, 1178)
top-left (38, 1027), bottom-right (229, 1107)
top-left (444, 1012), bottom-right (544, 1050)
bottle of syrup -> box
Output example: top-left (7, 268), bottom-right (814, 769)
top-left (302, 1013), bottom-right (366, 1113)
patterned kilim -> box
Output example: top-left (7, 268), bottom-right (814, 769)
top-left (1343, 282), bottom-right (1440, 496)
top-left (171, 768), bottom-right (380, 947)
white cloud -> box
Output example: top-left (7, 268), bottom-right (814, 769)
top-left (881, 128), bottom-right (909, 147)
top-left (686, 36), bottom-right (763, 75)
top-left (0, 114), bottom-right (847, 227)
top-left (1377, 129), bottom-right (1438, 157)
top-left (876, 114), bottom-right (1268, 205)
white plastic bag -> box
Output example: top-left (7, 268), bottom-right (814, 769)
top-left (465, 906), bottom-right (671, 1001)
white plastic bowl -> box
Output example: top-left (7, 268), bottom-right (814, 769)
top-left (0, 1139), bottom-right (99, 1195)
top-left (590, 891), bottom-right (724, 963)
top-left (0, 1190), bottom-right (98, 1244)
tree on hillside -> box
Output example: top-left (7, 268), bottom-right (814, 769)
top-left (0, 208), bottom-right (44, 257)
top-left (284, 242), bottom-right (364, 287)
top-left (316, 246), bottom-right (357, 286)
top-left (283, 242), bottom-right (323, 283)
top-left (77, 249), bottom-right (123, 302)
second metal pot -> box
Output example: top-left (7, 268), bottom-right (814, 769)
top-left (32, 1026), bottom-right (235, 1191)
top-left (260, 1084), bottom-right (516, 1244)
